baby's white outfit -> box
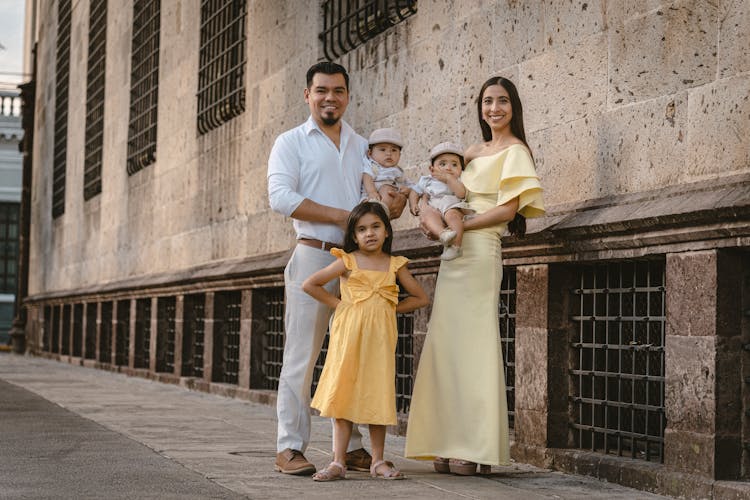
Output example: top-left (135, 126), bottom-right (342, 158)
top-left (412, 175), bottom-right (473, 215)
top-left (361, 159), bottom-right (413, 198)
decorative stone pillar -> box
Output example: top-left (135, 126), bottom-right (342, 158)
top-left (664, 249), bottom-right (743, 479)
top-left (513, 264), bottom-right (573, 462)
top-left (239, 290), bottom-right (252, 389)
top-left (149, 297), bottom-right (158, 372)
top-left (173, 295), bottom-right (185, 377)
top-left (128, 299), bottom-right (137, 369)
top-left (203, 292), bottom-right (215, 382)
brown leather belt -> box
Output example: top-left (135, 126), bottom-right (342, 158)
top-left (297, 238), bottom-right (339, 251)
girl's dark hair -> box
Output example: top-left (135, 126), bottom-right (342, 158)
top-left (476, 76), bottom-right (531, 237)
top-left (343, 201), bottom-right (393, 254)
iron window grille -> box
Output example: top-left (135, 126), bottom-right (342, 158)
top-left (213, 291), bottom-right (242, 384)
top-left (395, 307), bottom-right (415, 413)
top-left (43, 306), bottom-right (51, 351)
top-left (100, 302), bottom-right (113, 363)
top-left (83, 0), bottom-right (107, 200)
top-left (51, 305), bottom-right (60, 353)
top-left (0, 203), bottom-right (19, 294)
top-left (52, 0), bottom-right (72, 218)
top-left (183, 294), bottom-right (206, 378)
top-left (320, 0), bottom-right (417, 60)
top-left (127, 0), bottom-right (160, 175)
top-left (73, 303), bottom-right (83, 357)
top-left (61, 304), bottom-right (71, 355)
top-left (196, 0), bottom-right (246, 135)
top-left (116, 300), bottom-right (130, 366)
top-left (85, 303), bottom-right (97, 359)
top-left (134, 298), bottom-right (151, 368)
top-left (570, 260), bottom-right (666, 463)
top-left (499, 267), bottom-right (516, 427)
top-left (253, 287), bottom-right (285, 390)
top-left (156, 297), bottom-right (176, 373)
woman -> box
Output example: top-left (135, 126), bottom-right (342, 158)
top-left (404, 76), bottom-right (545, 475)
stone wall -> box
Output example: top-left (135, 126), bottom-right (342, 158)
top-left (27, 0), bottom-right (750, 297)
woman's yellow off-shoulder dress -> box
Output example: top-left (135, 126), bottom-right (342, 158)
top-left (405, 144), bottom-right (545, 465)
top-left (311, 248), bottom-right (409, 425)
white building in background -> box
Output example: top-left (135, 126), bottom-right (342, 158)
top-left (0, 88), bottom-right (22, 345)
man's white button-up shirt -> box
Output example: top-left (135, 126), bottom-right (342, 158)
top-left (267, 116), bottom-right (371, 245)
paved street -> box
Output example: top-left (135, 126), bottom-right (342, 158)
top-left (0, 353), bottom-right (668, 499)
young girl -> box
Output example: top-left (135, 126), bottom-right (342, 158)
top-left (302, 201), bottom-right (429, 481)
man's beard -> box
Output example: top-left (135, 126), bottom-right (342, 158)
top-left (322, 115), bottom-right (340, 126)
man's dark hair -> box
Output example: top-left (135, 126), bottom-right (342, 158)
top-left (306, 61), bottom-right (350, 90)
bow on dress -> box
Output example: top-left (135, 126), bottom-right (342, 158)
top-left (345, 273), bottom-right (400, 306)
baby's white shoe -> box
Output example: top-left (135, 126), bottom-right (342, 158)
top-left (439, 229), bottom-right (457, 246)
top-left (440, 245), bottom-right (462, 261)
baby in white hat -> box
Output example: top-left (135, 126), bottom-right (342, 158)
top-left (362, 128), bottom-right (414, 216)
top-left (409, 142), bottom-right (473, 261)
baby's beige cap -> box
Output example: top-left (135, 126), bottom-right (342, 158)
top-left (429, 141), bottom-right (463, 161)
top-left (368, 128), bottom-right (404, 148)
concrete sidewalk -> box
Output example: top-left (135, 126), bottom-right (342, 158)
top-left (0, 353), bottom-right (667, 499)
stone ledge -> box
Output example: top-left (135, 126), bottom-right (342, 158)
top-left (24, 174), bottom-right (750, 304)
top-left (513, 443), bottom-right (750, 499)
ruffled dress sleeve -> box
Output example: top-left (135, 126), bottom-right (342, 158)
top-left (495, 146), bottom-right (545, 218)
top-left (330, 248), bottom-right (354, 269)
top-left (391, 255), bottom-right (409, 272)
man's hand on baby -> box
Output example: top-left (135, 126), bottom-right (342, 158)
top-left (383, 189), bottom-right (407, 219)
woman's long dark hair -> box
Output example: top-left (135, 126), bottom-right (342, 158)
top-left (476, 76), bottom-right (530, 237)
top-left (343, 201), bottom-right (393, 254)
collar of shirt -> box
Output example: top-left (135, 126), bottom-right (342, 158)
top-left (302, 115), bottom-right (354, 154)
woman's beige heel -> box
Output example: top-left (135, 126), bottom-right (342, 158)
top-left (448, 459), bottom-right (477, 475)
top-left (433, 457), bottom-right (450, 473)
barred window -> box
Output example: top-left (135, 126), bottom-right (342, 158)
top-left (116, 300), bottom-right (130, 367)
top-left (0, 203), bottom-right (19, 294)
top-left (499, 267), bottom-right (516, 427)
top-left (134, 298), bottom-right (151, 368)
top-left (197, 0), bottom-right (247, 135)
top-left (85, 303), bottom-right (96, 359)
top-left (100, 301), bottom-right (113, 363)
top-left (156, 296), bottom-right (176, 373)
top-left (52, 0), bottom-right (72, 218)
top-left (320, 0), bottom-right (417, 60)
top-left (570, 260), bottom-right (666, 462)
top-left (211, 291), bottom-right (241, 384)
top-left (183, 294), bottom-right (206, 378)
top-left (127, 0), bottom-right (160, 175)
top-left (83, 0), bottom-right (107, 200)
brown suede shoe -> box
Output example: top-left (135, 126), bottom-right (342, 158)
top-left (275, 448), bottom-right (316, 475)
top-left (344, 448), bottom-right (372, 472)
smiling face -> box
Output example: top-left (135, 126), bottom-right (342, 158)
top-left (368, 143), bottom-right (402, 168)
top-left (430, 153), bottom-right (463, 178)
top-left (353, 212), bottom-right (389, 254)
top-left (481, 84), bottom-right (513, 133)
top-left (304, 72), bottom-right (349, 127)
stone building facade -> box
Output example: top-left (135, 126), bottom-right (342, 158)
top-left (19, 1), bottom-right (750, 498)
top-left (0, 88), bottom-right (23, 345)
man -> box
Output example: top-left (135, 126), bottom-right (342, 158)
top-left (267, 61), bottom-right (405, 475)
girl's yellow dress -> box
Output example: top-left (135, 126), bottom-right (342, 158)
top-left (405, 144), bottom-right (545, 465)
top-left (311, 248), bottom-right (409, 425)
